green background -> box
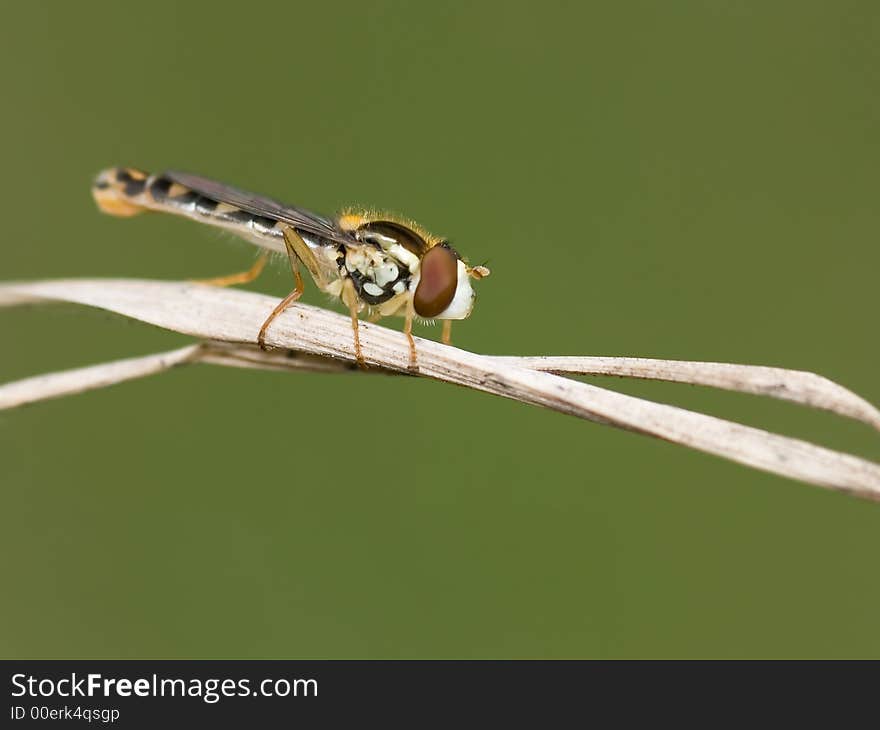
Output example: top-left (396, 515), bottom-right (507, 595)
top-left (1, 1), bottom-right (878, 658)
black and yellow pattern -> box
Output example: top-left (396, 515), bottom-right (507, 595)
top-left (91, 166), bottom-right (489, 361)
top-left (92, 167), bottom-right (288, 249)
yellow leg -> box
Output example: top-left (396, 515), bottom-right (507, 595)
top-left (282, 227), bottom-right (327, 286)
top-left (403, 298), bottom-right (418, 372)
top-left (258, 277), bottom-right (303, 350)
top-left (342, 278), bottom-right (366, 368)
top-left (257, 233), bottom-right (306, 350)
top-left (441, 320), bottom-right (452, 346)
top-left (192, 252), bottom-right (268, 287)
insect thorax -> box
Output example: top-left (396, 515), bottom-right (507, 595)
top-left (338, 244), bottom-right (412, 305)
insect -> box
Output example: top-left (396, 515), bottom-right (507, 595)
top-left (91, 167), bottom-right (490, 367)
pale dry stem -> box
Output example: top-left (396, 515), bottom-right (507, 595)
top-left (0, 278), bottom-right (878, 500)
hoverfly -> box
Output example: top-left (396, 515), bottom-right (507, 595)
top-left (92, 167), bottom-right (490, 367)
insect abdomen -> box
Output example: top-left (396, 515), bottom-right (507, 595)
top-left (92, 167), bottom-right (285, 250)
top-left (92, 167), bottom-right (150, 217)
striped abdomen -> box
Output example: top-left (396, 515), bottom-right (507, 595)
top-left (92, 167), bottom-right (286, 252)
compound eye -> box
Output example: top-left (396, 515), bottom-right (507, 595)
top-left (414, 245), bottom-right (458, 317)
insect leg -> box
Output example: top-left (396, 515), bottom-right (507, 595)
top-left (441, 320), bottom-right (453, 346)
top-left (403, 297), bottom-right (418, 372)
top-left (257, 230), bottom-right (307, 350)
top-left (192, 252), bottom-right (268, 287)
top-left (281, 226), bottom-right (328, 287)
top-left (341, 278), bottom-right (366, 368)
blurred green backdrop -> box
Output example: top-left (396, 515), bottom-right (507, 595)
top-left (1, 1), bottom-right (878, 658)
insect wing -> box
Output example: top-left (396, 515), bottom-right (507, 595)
top-left (164, 171), bottom-right (354, 246)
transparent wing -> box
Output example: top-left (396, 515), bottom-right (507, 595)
top-left (164, 171), bottom-right (355, 246)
